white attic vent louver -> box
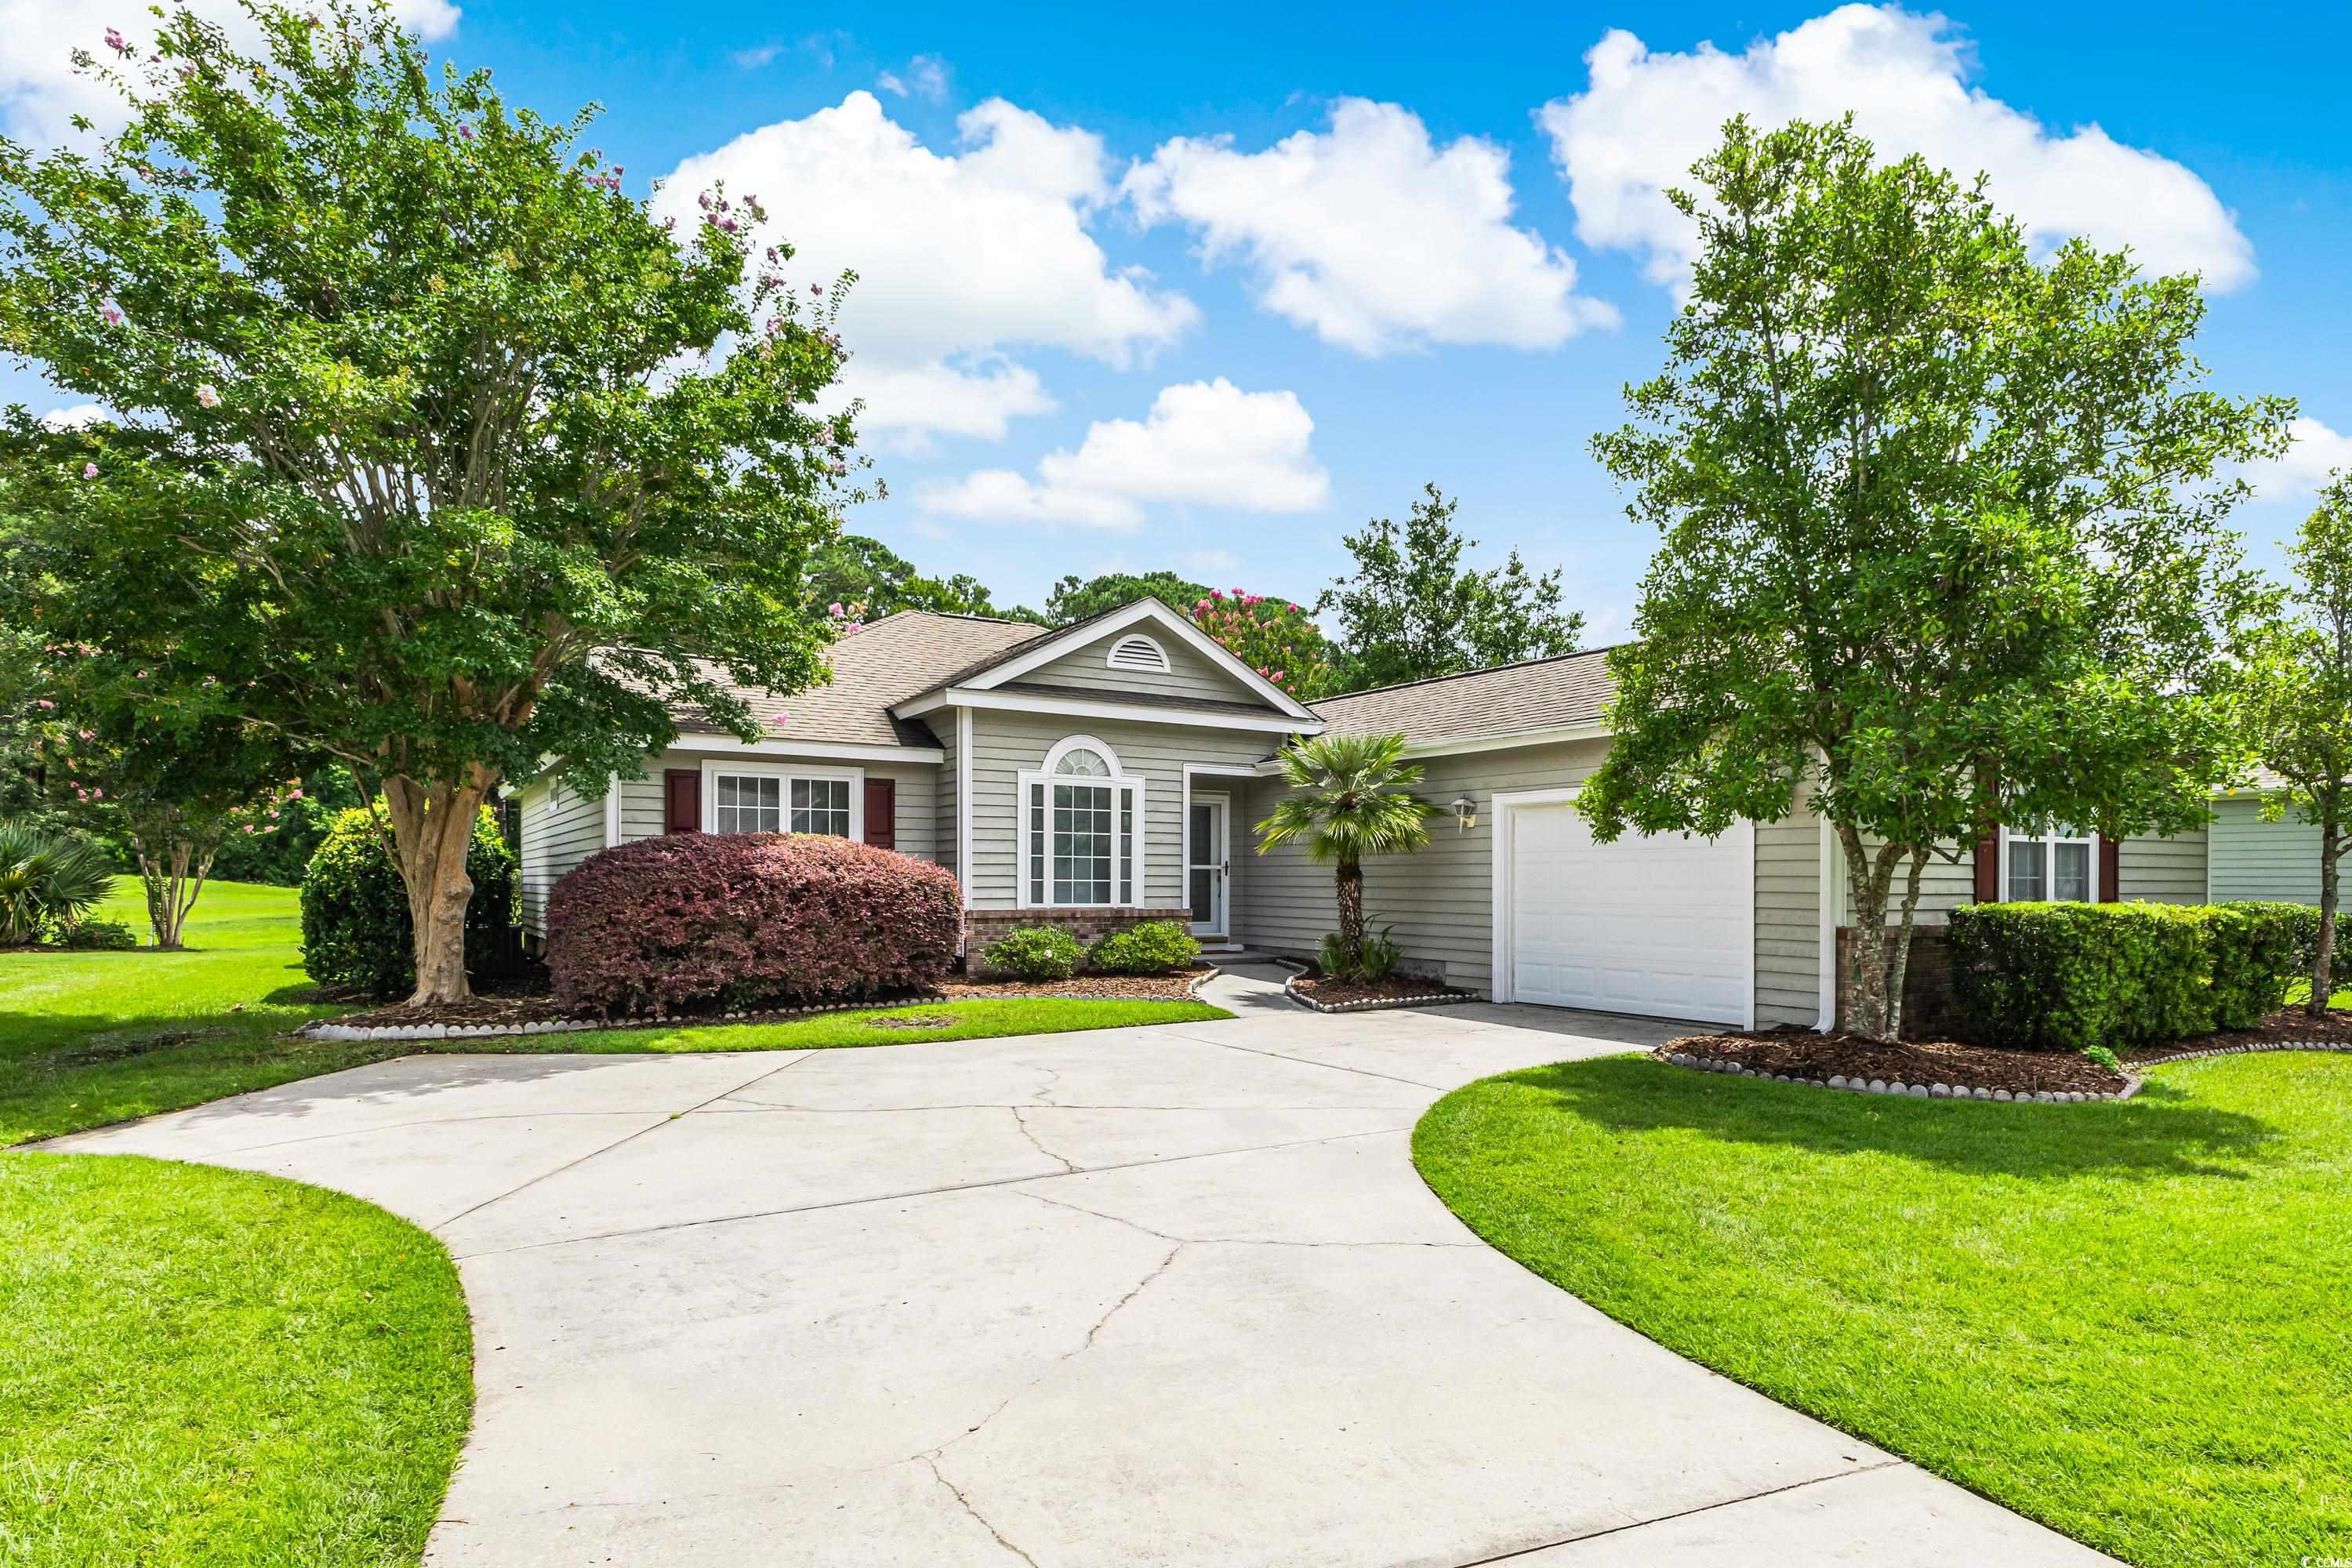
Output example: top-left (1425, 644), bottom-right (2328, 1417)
top-left (1106, 633), bottom-right (1172, 673)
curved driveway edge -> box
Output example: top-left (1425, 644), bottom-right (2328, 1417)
top-left (50, 967), bottom-right (2114, 1566)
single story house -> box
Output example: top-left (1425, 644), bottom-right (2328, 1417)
top-left (514, 597), bottom-right (2328, 1031)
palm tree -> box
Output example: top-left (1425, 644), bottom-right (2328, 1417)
top-left (0, 822), bottom-right (114, 946)
top-left (1255, 732), bottom-right (1433, 971)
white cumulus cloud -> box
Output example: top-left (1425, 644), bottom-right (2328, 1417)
top-left (2242, 417), bottom-right (2352, 502)
top-left (917, 379), bottom-right (1330, 530)
top-left (1538, 5), bottom-right (2255, 294)
top-left (877, 54), bottom-right (951, 103)
top-left (0, 0), bottom-right (461, 147)
top-left (38, 402), bottom-right (109, 429)
top-left (1123, 97), bottom-right (1615, 356)
top-left (656, 92), bottom-right (1197, 443)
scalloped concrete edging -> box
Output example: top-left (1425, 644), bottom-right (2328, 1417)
top-left (300, 968), bottom-right (1227, 1045)
top-left (1271, 957), bottom-right (1467, 1014)
top-left (1660, 1049), bottom-right (2139, 1103)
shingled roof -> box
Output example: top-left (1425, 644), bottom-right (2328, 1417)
top-left (1309, 647), bottom-right (1619, 745)
top-left (673, 610), bottom-right (1051, 750)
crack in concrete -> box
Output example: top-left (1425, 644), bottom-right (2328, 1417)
top-left (445, 1124), bottom-right (1411, 1259)
top-left (1014, 1187), bottom-right (1483, 1250)
top-left (1010, 1106), bottom-right (1077, 1173)
top-left (1171, 1033), bottom-right (1447, 1091)
top-left (431, 1053), bottom-right (814, 1234)
top-left (1445, 1459), bottom-right (1909, 1566)
top-left (923, 1454), bottom-right (1043, 1566)
top-left (923, 1241), bottom-right (1189, 1468)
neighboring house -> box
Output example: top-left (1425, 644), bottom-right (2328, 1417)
top-left (514, 597), bottom-right (2332, 1031)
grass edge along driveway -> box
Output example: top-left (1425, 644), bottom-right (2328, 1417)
top-left (2, 879), bottom-right (1229, 1146)
top-left (1411, 1051), bottom-right (2352, 1568)
top-left (0, 1151), bottom-right (472, 1567)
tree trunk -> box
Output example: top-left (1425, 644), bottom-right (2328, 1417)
top-left (1883, 850), bottom-right (1929, 1043)
top-left (379, 767), bottom-right (497, 1007)
top-left (126, 810), bottom-right (216, 950)
top-left (1335, 856), bottom-right (1365, 965)
top-left (2314, 814), bottom-right (2341, 1018)
top-left (1835, 821), bottom-right (1905, 1040)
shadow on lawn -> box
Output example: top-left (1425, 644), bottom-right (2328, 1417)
top-left (1502, 1055), bottom-right (2283, 1181)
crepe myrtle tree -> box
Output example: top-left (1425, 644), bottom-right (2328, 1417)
top-left (1577, 116), bottom-right (2288, 1040)
top-left (2236, 473), bottom-right (2352, 1015)
top-left (0, 2), bottom-right (862, 1003)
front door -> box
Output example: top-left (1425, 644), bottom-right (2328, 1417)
top-left (1188, 795), bottom-right (1229, 939)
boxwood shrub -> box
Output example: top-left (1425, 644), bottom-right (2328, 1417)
top-left (982, 924), bottom-right (1083, 982)
top-left (549, 832), bottom-right (962, 1014)
top-left (1947, 899), bottom-right (2315, 1051)
top-left (1088, 920), bottom-right (1201, 976)
top-left (300, 806), bottom-right (517, 996)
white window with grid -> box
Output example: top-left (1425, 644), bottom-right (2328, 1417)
top-left (2003, 822), bottom-right (2096, 902)
top-left (1018, 737), bottom-right (1143, 909)
top-left (701, 762), bottom-right (862, 840)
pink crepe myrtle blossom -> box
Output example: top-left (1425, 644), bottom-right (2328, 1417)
top-left (767, 712), bottom-right (790, 728)
top-left (195, 383), bottom-right (220, 408)
top-left (101, 303), bottom-right (123, 326)
top-left (34, 699), bottom-right (53, 710)
top-left (104, 27), bottom-right (132, 53)
top-left (82, 463), bottom-right (98, 479)
top-left (78, 729), bottom-right (95, 740)
top-left (458, 123), bottom-right (474, 140)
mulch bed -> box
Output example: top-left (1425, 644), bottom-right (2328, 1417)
top-left (2136, 1007), bottom-right (2352, 1059)
top-left (1658, 1029), bottom-right (2129, 1097)
top-left (935, 970), bottom-right (1205, 1002)
top-left (322, 967), bottom-right (1207, 1030)
top-left (1291, 974), bottom-right (1470, 1006)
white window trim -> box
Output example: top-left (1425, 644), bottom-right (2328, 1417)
top-left (1105, 633), bottom-right (1172, 673)
top-left (1488, 786), bottom-right (1756, 1029)
top-left (1018, 735), bottom-right (1147, 909)
top-left (699, 758), bottom-right (865, 840)
top-left (1996, 822), bottom-right (2100, 903)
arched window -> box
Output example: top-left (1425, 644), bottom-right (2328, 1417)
top-left (1022, 736), bottom-right (1143, 908)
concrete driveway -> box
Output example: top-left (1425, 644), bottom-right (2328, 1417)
top-left (52, 967), bottom-right (2110, 1566)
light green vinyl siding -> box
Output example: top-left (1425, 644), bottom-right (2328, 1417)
top-left (517, 777), bottom-right (606, 935)
top-left (2118, 828), bottom-right (2207, 902)
top-left (937, 720), bottom-right (960, 880)
top-left (963, 711), bottom-right (1274, 909)
top-left (1754, 784), bottom-right (1824, 1028)
top-left (1022, 627), bottom-right (1271, 706)
top-left (2209, 797), bottom-right (2322, 903)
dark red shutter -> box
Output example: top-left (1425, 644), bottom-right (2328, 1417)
top-left (1972, 830), bottom-right (2000, 904)
top-left (2099, 836), bottom-right (2121, 902)
top-left (863, 778), bottom-right (896, 850)
top-left (663, 769), bottom-right (700, 833)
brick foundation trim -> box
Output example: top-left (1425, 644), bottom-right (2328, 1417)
top-left (1835, 924), bottom-right (1959, 1038)
top-left (964, 907), bottom-right (1196, 975)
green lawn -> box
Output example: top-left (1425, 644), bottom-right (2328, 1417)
top-left (2, 878), bottom-right (1229, 1145)
top-left (1414, 1052), bottom-right (2352, 1568)
top-left (0, 1152), bottom-right (471, 1566)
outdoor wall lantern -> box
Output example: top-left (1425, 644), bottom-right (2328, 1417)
top-left (1450, 795), bottom-right (1478, 832)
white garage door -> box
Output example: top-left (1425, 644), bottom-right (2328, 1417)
top-left (1504, 801), bottom-right (1751, 1025)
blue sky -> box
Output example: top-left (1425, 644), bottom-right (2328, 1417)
top-left (8, 2), bottom-right (2350, 635)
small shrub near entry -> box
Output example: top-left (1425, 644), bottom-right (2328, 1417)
top-left (301, 807), bottom-right (518, 996)
top-left (550, 832), bottom-right (962, 1014)
top-left (1317, 926), bottom-right (1404, 983)
top-left (984, 924), bottom-right (1083, 982)
top-left (1087, 920), bottom-right (1201, 976)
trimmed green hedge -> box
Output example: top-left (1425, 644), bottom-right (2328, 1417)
top-left (300, 807), bottom-right (517, 997)
top-left (1947, 901), bottom-right (2315, 1051)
